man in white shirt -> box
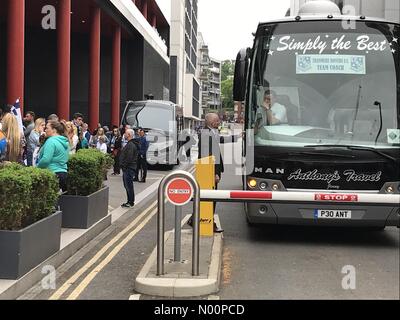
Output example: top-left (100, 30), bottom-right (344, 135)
top-left (255, 90), bottom-right (287, 131)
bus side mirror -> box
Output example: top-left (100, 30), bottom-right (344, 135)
top-left (233, 48), bottom-right (250, 102)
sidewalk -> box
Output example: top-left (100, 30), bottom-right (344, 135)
top-left (135, 216), bottom-right (223, 298)
top-left (104, 168), bottom-right (170, 212)
top-left (0, 161), bottom-right (196, 300)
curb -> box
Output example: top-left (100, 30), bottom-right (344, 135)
top-left (135, 216), bottom-right (223, 298)
top-left (1, 164), bottom-right (195, 300)
top-left (0, 215), bottom-right (111, 300)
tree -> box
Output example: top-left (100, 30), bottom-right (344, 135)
top-left (220, 60), bottom-right (235, 111)
top-left (221, 60), bottom-right (235, 82)
top-left (221, 78), bottom-right (234, 110)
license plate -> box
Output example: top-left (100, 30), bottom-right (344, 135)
top-left (315, 210), bottom-right (352, 219)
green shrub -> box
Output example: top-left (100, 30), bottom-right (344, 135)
top-left (67, 149), bottom-right (113, 196)
top-left (0, 167), bottom-right (31, 230)
top-left (22, 167), bottom-right (59, 226)
top-left (0, 165), bottom-right (59, 231)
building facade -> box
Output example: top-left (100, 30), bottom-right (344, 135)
top-left (170, 0), bottom-right (201, 129)
top-left (0, 0), bottom-right (170, 129)
top-left (208, 58), bottom-right (221, 112)
top-left (197, 33), bottom-right (221, 117)
top-left (290, 0), bottom-right (399, 23)
top-left (197, 32), bottom-right (210, 114)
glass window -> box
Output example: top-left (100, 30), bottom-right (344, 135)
top-left (249, 21), bottom-right (400, 149)
top-left (125, 103), bottom-right (174, 132)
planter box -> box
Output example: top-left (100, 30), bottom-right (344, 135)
top-left (59, 187), bottom-right (109, 229)
top-left (0, 211), bottom-right (62, 280)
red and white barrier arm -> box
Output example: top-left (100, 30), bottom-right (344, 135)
top-left (200, 190), bottom-right (400, 205)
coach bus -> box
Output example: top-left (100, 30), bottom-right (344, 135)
top-left (121, 100), bottom-right (184, 166)
top-left (233, 1), bottom-right (400, 229)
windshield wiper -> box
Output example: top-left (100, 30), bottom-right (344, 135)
top-left (304, 145), bottom-right (398, 163)
top-left (373, 101), bottom-right (383, 145)
top-left (143, 127), bottom-right (171, 136)
top-left (294, 152), bottom-right (355, 159)
top-left (350, 84), bottom-right (362, 139)
top-left (264, 151), bottom-right (355, 159)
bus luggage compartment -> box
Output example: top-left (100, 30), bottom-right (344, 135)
top-left (246, 202), bottom-right (400, 228)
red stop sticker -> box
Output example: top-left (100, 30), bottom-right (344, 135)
top-left (315, 194), bottom-right (359, 202)
top-left (166, 178), bottom-right (194, 206)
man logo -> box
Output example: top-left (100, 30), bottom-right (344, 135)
top-left (254, 167), bottom-right (285, 174)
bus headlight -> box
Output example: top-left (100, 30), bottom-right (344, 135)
top-left (386, 185), bottom-right (395, 194)
top-left (259, 182), bottom-right (268, 190)
top-left (248, 179), bottom-right (257, 189)
top-left (271, 183), bottom-right (280, 191)
top-left (259, 206), bottom-right (268, 215)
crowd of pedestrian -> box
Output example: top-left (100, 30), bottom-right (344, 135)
top-left (0, 107), bottom-right (150, 202)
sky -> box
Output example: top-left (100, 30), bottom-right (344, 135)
top-left (197, 0), bottom-right (291, 61)
top-left (156, 0), bottom-right (291, 61)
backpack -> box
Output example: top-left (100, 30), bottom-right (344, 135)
top-left (76, 137), bottom-right (83, 152)
top-left (0, 132), bottom-right (7, 161)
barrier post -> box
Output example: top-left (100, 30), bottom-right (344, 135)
top-left (195, 156), bottom-right (215, 237)
top-left (174, 206), bottom-right (182, 262)
top-left (157, 171), bottom-right (200, 276)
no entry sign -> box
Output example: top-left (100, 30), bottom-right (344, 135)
top-left (166, 178), bottom-right (194, 206)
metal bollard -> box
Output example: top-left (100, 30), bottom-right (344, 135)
top-left (174, 206), bottom-right (182, 262)
top-left (157, 171), bottom-right (200, 276)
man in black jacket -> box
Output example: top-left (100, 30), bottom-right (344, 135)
top-left (120, 129), bottom-right (138, 208)
top-left (190, 113), bottom-right (239, 233)
top-left (198, 113), bottom-right (225, 185)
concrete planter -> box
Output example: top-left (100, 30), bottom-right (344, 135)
top-left (59, 187), bottom-right (109, 229)
top-left (0, 211), bottom-right (62, 280)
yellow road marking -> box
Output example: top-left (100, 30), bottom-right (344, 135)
top-left (50, 166), bottom-right (195, 300)
top-left (49, 200), bottom-right (157, 300)
top-left (222, 248), bottom-right (233, 285)
top-left (67, 206), bottom-right (158, 300)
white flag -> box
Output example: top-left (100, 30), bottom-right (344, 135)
top-left (11, 99), bottom-right (24, 134)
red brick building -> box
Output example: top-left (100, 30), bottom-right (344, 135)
top-left (0, 0), bottom-right (170, 129)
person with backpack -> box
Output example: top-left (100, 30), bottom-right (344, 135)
top-left (0, 113), bottom-right (24, 163)
top-left (0, 128), bottom-right (6, 162)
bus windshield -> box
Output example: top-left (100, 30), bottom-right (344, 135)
top-left (125, 102), bottom-right (174, 132)
top-left (249, 21), bottom-right (400, 149)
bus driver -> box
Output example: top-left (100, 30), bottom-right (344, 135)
top-left (255, 90), bottom-right (288, 131)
